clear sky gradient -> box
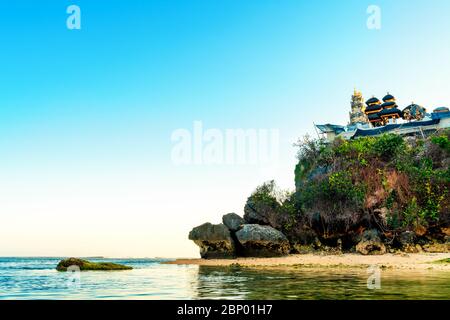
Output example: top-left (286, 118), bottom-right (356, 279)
top-left (1, 0), bottom-right (449, 257)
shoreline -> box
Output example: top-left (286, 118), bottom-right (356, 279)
top-left (166, 253), bottom-right (450, 270)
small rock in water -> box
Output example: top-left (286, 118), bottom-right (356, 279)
top-left (56, 258), bottom-right (133, 271)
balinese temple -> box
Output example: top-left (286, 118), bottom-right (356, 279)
top-left (315, 90), bottom-right (450, 142)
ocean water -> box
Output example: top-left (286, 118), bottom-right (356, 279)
top-left (0, 257), bottom-right (449, 300)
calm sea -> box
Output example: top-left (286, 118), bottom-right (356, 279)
top-left (0, 257), bottom-right (449, 299)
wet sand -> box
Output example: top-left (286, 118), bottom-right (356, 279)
top-left (166, 253), bottom-right (450, 270)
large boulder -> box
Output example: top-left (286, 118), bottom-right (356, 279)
top-left (356, 229), bottom-right (386, 255)
top-left (222, 213), bottom-right (245, 232)
top-left (243, 199), bottom-right (280, 228)
top-left (189, 223), bottom-right (235, 259)
top-left (235, 224), bottom-right (290, 257)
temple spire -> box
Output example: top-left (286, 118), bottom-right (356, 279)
top-left (349, 89), bottom-right (368, 124)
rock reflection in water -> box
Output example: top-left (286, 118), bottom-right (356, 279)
top-left (191, 266), bottom-right (450, 300)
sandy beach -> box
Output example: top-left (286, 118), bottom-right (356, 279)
top-left (167, 253), bottom-right (450, 270)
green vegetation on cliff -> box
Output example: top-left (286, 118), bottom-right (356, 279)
top-left (243, 130), bottom-right (449, 253)
top-left (294, 131), bottom-right (449, 234)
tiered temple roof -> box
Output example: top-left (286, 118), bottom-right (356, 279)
top-left (378, 94), bottom-right (403, 121)
top-left (364, 97), bottom-right (383, 126)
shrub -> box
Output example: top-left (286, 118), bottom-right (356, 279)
top-left (418, 181), bottom-right (447, 221)
top-left (294, 135), bottom-right (333, 188)
top-left (335, 136), bottom-right (375, 160)
top-left (249, 180), bottom-right (279, 208)
top-left (249, 180), bottom-right (297, 214)
top-left (327, 171), bottom-right (365, 205)
top-left (403, 156), bottom-right (448, 222)
top-left (387, 210), bottom-right (402, 230)
top-left (401, 197), bottom-right (421, 228)
top-left (372, 134), bottom-right (405, 161)
top-left (431, 135), bottom-right (450, 153)
top-left (294, 135), bottom-right (323, 162)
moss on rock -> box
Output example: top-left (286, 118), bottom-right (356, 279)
top-left (56, 258), bottom-right (133, 271)
top-left (432, 258), bottom-right (450, 264)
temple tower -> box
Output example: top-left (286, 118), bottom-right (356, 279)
top-left (349, 89), bottom-right (369, 124)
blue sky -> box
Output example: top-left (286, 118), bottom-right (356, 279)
top-left (1, 0), bottom-right (449, 257)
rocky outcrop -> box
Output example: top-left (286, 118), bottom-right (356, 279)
top-left (243, 199), bottom-right (281, 228)
top-left (355, 229), bottom-right (386, 255)
top-left (284, 225), bottom-right (319, 253)
top-left (441, 227), bottom-right (450, 237)
top-left (189, 214), bottom-right (292, 259)
top-left (222, 213), bottom-right (245, 232)
top-left (189, 223), bottom-right (235, 259)
top-left (188, 132), bottom-right (449, 258)
top-left (422, 242), bottom-right (450, 253)
top-left (235, 224), bottom-right (290, 257)
top-left (56, 258), bottom-right (132, 271)
top-left (398, 231), bottom-right (420, 253)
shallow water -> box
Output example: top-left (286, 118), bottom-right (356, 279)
top-left (0, 258), bottom-right (449, 299)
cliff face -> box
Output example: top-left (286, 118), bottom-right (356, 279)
top-left (289, 131), bottom-right (450, 253)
